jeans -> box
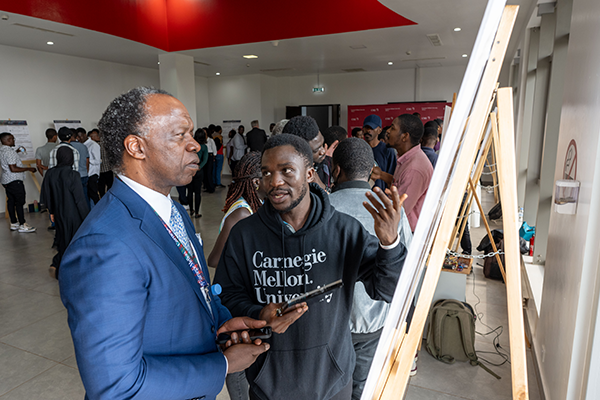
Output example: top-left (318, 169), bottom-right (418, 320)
top-left (213, 154), bottom-right (224, 186)
top-left (80, 176), bottom-right (89, 204)
top-left (3, 180), bottom-right (26, 224)
top-left (226, 371), bottom-right (249, 400)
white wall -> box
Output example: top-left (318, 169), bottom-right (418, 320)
top-left (207, 74), bottom-right (262, 131)
top-left (195, 76), bottom-right (210, 127)
top-left (0, 44), bottom-right (159, 213)
top-left (532, 0), bottom-right (600, 398)
top-left (206, 66), bottom-right (464, 133)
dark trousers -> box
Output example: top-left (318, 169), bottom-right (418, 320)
top-left (87, 174), bottom-right (100, 205)
top-left (98, 171), bottom-right (114, 197)
top-left (230, 160), bottom-right (239, 176)
top-left (176, 186), bottom-right (188, 205)
top-left (459, 193), bottom-right (472, 254)
top-left (203, 155), bottom-right (215, 192)
top-left (351, 331), bottom-right (382, 400)
top-left (3, 180), bottom-right (26, 224)
top-left (187, 169), bottom-right (204, 214)
top-left (81, 176), bottom-right (89, 204)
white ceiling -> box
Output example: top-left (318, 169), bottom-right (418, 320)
top-left (0, 0), bottom-right (538, 78)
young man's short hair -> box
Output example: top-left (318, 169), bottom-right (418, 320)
top-left (282, 116), bottom-right (319, 142)
top-left (332, 137), bottom-right (374, 181)
top-left (263, 133), bottom-right (313, 169)
top-left (323, 126), bottom-right (348, 146)
top-left (398, 114), bottom-right (424, 146)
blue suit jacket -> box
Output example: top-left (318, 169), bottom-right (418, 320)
top-left (60, 178), bottom-right (232, 400)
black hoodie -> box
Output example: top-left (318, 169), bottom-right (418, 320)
top-left (214, 183), bottom-right (406, 400)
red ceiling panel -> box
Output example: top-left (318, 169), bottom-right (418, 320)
top-left (0, 0), bottom-right (414, 52)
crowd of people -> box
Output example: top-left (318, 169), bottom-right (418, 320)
top-left (0, 86), bottom-right (469, 400)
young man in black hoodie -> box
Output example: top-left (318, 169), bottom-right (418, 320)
top-left (214, 134), bottom-right (407, 400)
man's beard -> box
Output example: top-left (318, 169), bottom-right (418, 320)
top-left (277, 183), bottom-right (308, 214)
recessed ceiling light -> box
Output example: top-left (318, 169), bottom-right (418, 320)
top-left (454, 27), bottom-right (462, 32)
top-left (47, 41), bottom-right (54, 45)
top-left (243, 55), bottom-right (258, 59)
top-left (157, 62), bottom-right (160, 65)
top-left (388, 62), bottom-right (393, 65)
top-left (216, 72), bottom-right (220, 75)
top-left (462, 54), bottom-right (468, 58)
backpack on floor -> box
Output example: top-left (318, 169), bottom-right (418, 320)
top-left (483, 240), bottom-right (505, 282)
top-left (426, 299), bottom-right (500, 379)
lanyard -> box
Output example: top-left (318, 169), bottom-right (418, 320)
top-left (154, 210), bottom-right (212, 307)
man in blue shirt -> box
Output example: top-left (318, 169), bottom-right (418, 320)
top-left (420, 125), bottom-right (439, 168)
top-left (362, 114), bottom-right (396, 191)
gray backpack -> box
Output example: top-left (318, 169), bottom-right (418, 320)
top-left (426, 299), bottom-right (500, 379)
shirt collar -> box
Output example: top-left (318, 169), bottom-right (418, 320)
top-left (331, 180), bottom-right (371, 193)
top-left (118, 174), bottom-right (173, 225)
top-left (397, 145), bottom-right (422, 165)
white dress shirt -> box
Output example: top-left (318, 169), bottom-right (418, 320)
top-left (83, 138), bottom-right (102, 177)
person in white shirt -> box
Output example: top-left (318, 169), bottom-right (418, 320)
top-left (77, 128), bottom-right (102, 206)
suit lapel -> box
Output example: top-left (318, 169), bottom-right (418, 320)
top-left (111, 179), bottom-right (214, 319)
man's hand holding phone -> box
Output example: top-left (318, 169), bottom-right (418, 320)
top-left (259, 301), bottom-right (308, 334)
top-left (218, 317), bottom-right (271, 374)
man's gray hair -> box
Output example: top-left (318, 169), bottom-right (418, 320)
top-left (97, 86), bottom-right (170, 172)
top-left (251, 120), bottom-right (259, 128)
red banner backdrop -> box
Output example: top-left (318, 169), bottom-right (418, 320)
top-left (348, 102), bottom-right (451, 134)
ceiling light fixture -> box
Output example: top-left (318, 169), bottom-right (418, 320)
top-left (454, 27), bottom-right (462, 32)
top-left (216, 72), bottom-right (220, 75)
top-left (388, 61), bottom-right (393, 65)
top-left (243, 55), bottom-right (258, 59)
top-left (462, 54), bottom-right (468, 58)
top-left (47, 41), bottom-right (54, 45)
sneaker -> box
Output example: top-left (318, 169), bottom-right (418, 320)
top-left (18, 223), bottom-right (36, 233)
top-left (410, 352), bottom-right (418, 376)
top-left (10, 223), bottom-right (19, 231)
top-left (182, 204), bottom-right (190, 210)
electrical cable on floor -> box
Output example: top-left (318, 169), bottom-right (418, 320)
top-left (470, 261), bottom-right (511, 367)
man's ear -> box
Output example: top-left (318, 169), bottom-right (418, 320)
top-left (306, 165), bottom-right (316, 183)
top-left (123, 134), bottom-right (146, 161)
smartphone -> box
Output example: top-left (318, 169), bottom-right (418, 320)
top-left (216, 326), bottom-right (272, 345)
top-left (277, 279), bottom-right (344, 316)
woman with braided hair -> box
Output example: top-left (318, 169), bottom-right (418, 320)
top-left (207, 151), bottom-right (264, 400)
top-left (207, 151), bottom-right (265, 269)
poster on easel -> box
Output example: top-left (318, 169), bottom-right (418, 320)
top-left (54, 120), bottom-right (83, 133)
top-left (0, 120), bottom-right (35, 161)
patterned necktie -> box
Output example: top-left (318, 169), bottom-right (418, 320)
top-left (168, 201), bottom-right (212, 314)
top-left (169, 201), bottom-right (193, 255)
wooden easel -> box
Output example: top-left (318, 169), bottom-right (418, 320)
top-left (450, 113), bottom-right (507, 282)
top-left (366, 5), bottom-right (528, 400)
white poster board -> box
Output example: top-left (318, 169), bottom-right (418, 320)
top-left (0, 120), bottom-right (35, 161)
top-left (54, 120), bottom-right (83, 133)
top-left (222, 119), bottom-right (241, 143)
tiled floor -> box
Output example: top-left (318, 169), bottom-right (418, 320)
top-left (0, 180), bottom-right (542, 399)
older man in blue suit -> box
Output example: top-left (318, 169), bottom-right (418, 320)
top-left (60, 87), bottom-right (270, 400)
